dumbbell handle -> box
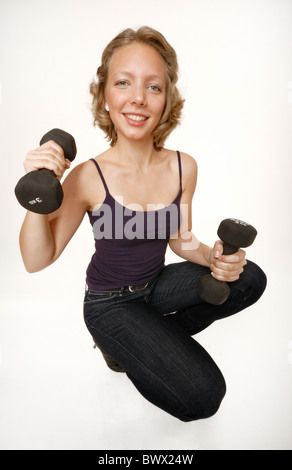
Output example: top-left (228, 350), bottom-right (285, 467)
top-left (221, 243), bottom-right (239, 256)
top-left (196, 246), bottom-right (235, 306)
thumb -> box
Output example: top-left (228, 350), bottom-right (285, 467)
top-left (65, 159), bottom-right (71, 169)
top-left (213, 240), bottom-right (223, 259)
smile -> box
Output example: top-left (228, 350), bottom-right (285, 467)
top-left (124, 114), bottom-right (148, 122)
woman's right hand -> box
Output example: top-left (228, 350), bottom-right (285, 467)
top-left (24, 140), bottom-right (71, 180)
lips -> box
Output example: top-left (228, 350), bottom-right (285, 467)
top-left (123, 113), bottom-right (149, 122)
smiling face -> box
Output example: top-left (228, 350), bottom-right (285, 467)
top-left (104, 42), bottom-right (167, 145)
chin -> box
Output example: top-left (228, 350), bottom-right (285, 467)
top-left (119, 128), bottom-right (153, 142)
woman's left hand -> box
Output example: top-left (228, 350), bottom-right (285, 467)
top-left (210, 240), bottom-right (247, 282)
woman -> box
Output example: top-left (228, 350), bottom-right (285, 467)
top-left (19, 27), bottom-right (266, 422)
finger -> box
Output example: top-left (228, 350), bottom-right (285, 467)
top-left (65, 159), bottom-right (71, 169)
top-left (211, 271), bottom-right (242, 282)
top-left (210, 263), bottom-right (245, 281)
top-left (26, 146), bottom-right (64, 167)
top-left (24, 151), bottom-right (66, 178)
top-left (213, 257), bottom-right (247, 272)
top-left (39, 140), bottom-right (65, 159)
top-left (27, 148), bottom-right (64, 164)
top-left (212, 261), bottom-right (245, 275)
top-left (38, 141), bottom-right (66, 167)
top-left (25, 150), bottom-right (65, 170)
top-left (37, 141), bottom-right (67, 171)
top-left (213, 239), bottom-right (223, 259)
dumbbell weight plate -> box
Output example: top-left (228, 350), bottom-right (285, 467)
top-left (15, 169), bottom-right (63, 214)
top-left (15, 128), bottom-right (76, 214)
top-left (197, 274), bottom-right (230, 305)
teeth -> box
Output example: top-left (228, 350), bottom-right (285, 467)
top-left (125, 114), bottom-right (147, 121)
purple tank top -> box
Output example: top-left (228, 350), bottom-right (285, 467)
top-left (86, 151), bottom-right (182, 290)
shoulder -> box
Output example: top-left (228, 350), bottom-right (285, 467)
top-left (164, 149), bottom-right (197, 170)
top-left (66, 148), bottom-right (111, 180)
top-left (166, 149), bottom-right (197, 192)
top-left (63, 159), bottom-right (96, 185)
top-left (61, 158), bottom-right (101, 208)
top-left (179, 151), bottom-right (197, 174)
top-left (180, 152), bottom-right (198, 194)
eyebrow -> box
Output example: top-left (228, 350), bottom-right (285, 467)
top-left (112, 71), bottom-right (165, 83)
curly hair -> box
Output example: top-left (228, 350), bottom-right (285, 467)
top-left (89, 26), bottom-right (185, 151)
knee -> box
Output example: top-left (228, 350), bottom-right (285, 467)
top-left (243, 260), bottom-right (267, 305)
top-left (178, 372), bottom-right (227, 422)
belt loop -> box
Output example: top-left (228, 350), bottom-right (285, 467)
top-left (119, 286), bottom-right (125, 297)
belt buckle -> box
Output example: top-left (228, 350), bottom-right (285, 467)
top-left (129, 282), bottom-right (148, 293)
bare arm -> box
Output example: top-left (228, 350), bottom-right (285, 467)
top-left (169, 153), bottom-right (246, 282)
top-left (19, 141), bottom-right (91, 272)
top-left (169, 153), bottom-right (212, 266)
top-left (20, 211), bottom-right (56, 272)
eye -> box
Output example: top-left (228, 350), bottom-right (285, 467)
top-left (148, 84), bottom-right (162, 92)
top-left (115, 80), bottom-right (129, 87)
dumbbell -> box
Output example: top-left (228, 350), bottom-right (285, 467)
top-left (15, 128), bottom-right (77, 214)
top-left (196, 218), bottom-right (257, 305)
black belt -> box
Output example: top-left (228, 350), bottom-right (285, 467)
top-left (86, 282), bottom-right (149, 294)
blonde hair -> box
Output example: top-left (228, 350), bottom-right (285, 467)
top-left (89, 26), bottom-right (184, 151)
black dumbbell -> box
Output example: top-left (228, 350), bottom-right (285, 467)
top-left (196, 218), bottom-right (257, 305)
top-left (15, 128), bottom-right (77, 214)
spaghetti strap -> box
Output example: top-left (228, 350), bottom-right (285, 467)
top-left (176, 151), bottom-right (182, 191)
top-left (89, 158), bottom-right (110, 194)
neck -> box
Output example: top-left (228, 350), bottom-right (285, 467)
top-left (113, 136), bottom-right (159, 172)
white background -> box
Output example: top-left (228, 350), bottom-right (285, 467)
top-left (0, 0), bottom-right (291, 450)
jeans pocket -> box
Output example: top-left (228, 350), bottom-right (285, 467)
top-left (84, 290), bottom-right (117, 304)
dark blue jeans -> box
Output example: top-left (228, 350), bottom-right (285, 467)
top-left (83, 260), bottom-right (267, 422)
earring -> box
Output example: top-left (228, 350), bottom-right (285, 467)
top-left (105, 104), bottom-right (109, 112)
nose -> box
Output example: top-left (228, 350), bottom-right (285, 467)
top-left (130, 84), bottom-right (147, 107)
